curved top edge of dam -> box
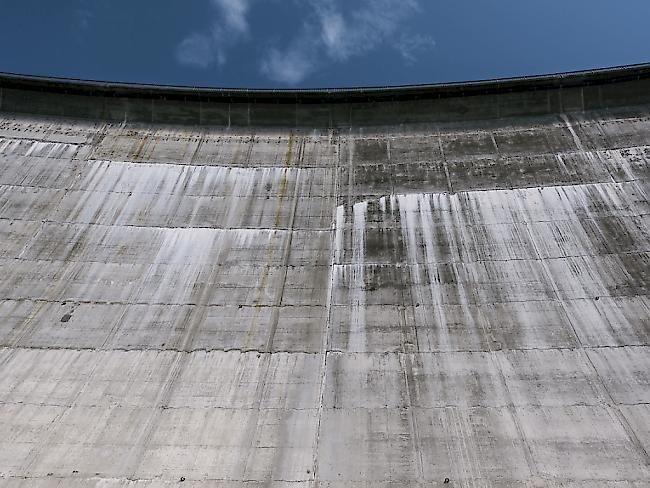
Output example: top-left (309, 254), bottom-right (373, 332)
top-left (1, 62), bottom-right (650, 127)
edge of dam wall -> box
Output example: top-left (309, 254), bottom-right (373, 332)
top-left (1, 63), bottom-right (650, 127)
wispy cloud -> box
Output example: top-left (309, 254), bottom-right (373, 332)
top-left (261, 44), bottom-right (316, 85)
top-left (319, 10), bottom-right (347, 58)
top-left (323, 0), bottom-right (420, 60)
top-left (397, 33), bottom-right (436, 64)
top-left (72, 0), bottom-right (98, 44)
top-left (176, 0), bottom-right (250, 68)
top-left (260, 0), bottom-right (435, 85)
top-left (214, 0), bottom-right (249, 33)
top-left (75, 8), bottom-right (94, 31)
top-left (176, 33), bottom-right (217, 68)
top-left (176, 0), bottom-right (435, 84)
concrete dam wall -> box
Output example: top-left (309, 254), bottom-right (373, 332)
top-left (0, 66), bottom-right (649, 487)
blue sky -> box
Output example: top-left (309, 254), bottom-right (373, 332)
top-left (1, 0), bottom-right (649, 88)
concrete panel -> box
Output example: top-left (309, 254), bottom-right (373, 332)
top-left (517, 405), bottom-right (650, 481)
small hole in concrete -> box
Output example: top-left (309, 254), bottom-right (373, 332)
top-left (60, 313), bottom-right (72, 323)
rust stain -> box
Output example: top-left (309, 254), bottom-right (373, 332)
top-left (284, 133), bottom-right (294, 167)
top-left (145, 130), bottom-right (161, 160)
top-left (245, 133), bottom-right (295, 350)
top-left (131, 132), bottom-right (149, 160)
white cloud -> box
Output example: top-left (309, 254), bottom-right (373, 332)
top-left (212, 0), bottom-right (249, 33)
top-left (261, 45), bottom-right (315, 84)
top-left (176, 33), bottom-right (216, 68)
top-left (319, 11), bottom-right (346, 56)
top-left (176, 0), bottom-right (250, 68)
top-left (319, 0), bottom-right (420, 60)
top-left (397, 33), bottom-right (436, 64)
top-left (259, 0), bottom-right (435, 84)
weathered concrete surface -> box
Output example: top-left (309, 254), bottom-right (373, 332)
top-left (0, 68), bottom-right (649, 487)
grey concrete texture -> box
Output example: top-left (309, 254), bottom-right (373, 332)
top-left (0, 69), bottom-right (649, 487)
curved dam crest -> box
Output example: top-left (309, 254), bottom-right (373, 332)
top-left (0, 66), bottom-right (649, 487)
